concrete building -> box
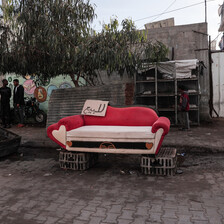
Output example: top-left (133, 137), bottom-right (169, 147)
top-left (142, 22), bottom-right (210, 120)
top-left (102, 21), bottom-right (210, 120)
top-left (144, 18), bottom-right (175, 30)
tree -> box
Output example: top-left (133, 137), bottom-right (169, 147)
top-left (90, 18), bottom-right (168, 79)
top-left (0, 0), bottom-right (96, 86)
top-left (0, 0), bottom-right (168, 86)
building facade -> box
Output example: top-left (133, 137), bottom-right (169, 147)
top-left (142, 22), bottom-right (210, 120)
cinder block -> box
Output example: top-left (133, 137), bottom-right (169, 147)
top-left (59, 151), bottom-right (98, 170)
top-left (141, 148), bottom-right (177, 176)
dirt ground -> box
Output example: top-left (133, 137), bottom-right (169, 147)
top-left (0, 147), bottom-right (224, 224)
top-left (11, 146), bottom-right (224, 173)
top-left (2, 146), bottom-right (224, 183)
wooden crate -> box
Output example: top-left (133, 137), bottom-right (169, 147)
top-left (59, 151), bottom-right (98, 171)
top-left (141, 148), bottom-right (177, 176)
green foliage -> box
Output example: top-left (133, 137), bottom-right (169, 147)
top-left (1, 0), bottom-right (19, 21)
top-left (91, 18), bottom-right (168, 78)
top-left (0, 0), bottom-right (168, 86)
top-left (144, 41), bottom-right (169, 63)
top-left (0, 0), bottom-right (96, 85)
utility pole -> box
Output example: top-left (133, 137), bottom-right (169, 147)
top-left (205, 0), bottom-right (207, 23)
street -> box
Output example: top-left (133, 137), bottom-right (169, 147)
top-left (0, 148), bottom-right (224, 224)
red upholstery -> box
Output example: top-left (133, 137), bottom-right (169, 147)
top-left (58, 115), bottom-right (84, 131)
top-left (151, 117), bottom-right (170, 135)
top-left (84, 106), bottom-right (158, 126)
top-left (151, 117), bottom-right (170, 154)
top-left (47, 106), bottom-right (170, 154)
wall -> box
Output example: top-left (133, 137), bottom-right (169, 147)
top-left (100, 70), bottom-right (133, 85)
top-left (143, 22), bottom-right (210, 120)
top-left (0, 71), bottom-right (131, 116)
top-left (47, 83), bottom-right (134, 127)
top-left (212, 52), bottom-right (224, 117)
top-left (2, 74), bottom-right (78, 112)
top-left (144, 18), bottom-right (175, 30)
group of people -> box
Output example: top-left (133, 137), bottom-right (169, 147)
top-left (0, 79), bottom-right (25, 128)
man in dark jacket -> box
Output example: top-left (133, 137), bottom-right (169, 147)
top-left (13, 79), bottom-right (25, 127)
top-left (0, 79), bottom-right (11, 128)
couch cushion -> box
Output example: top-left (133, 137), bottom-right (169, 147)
top-left (67, 125), bottom-right (155, 141)
top-left (84, 106), bottom-right (158, 126)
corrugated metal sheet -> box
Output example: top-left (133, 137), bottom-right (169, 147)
top-left (47, 84), bottom-right (134, 127)
top-left (212, 52), bottom-right (224, 117)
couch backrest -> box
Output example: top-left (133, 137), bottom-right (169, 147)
top-left (83, 106), bottom-right (158, 126)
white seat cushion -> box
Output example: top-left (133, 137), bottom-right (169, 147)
top-left (67, 125), bottom-right (155, 142)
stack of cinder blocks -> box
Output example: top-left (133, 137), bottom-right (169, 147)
top-left (141, 148), bottom-right (177, 176)
top-left (59, 150), bottom-right (98, 171)
top-left (59, 147), bottom-right (177, 175)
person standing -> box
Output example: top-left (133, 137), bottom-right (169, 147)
top-left (0, 79), bottom-right (11, 128)
top-left (178, 85), bottom-right (190, 131)
top-left (13, 79), bottom-right (25, 127)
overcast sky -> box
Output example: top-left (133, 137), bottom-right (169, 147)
top-left (0, 0), bottom-right (223, 44)
top-left (90, 0), bottom-right (223, 43)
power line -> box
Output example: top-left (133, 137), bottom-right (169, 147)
top-left (134, 0), bottom-right (215, 23)
top-left (212, 32), bottom-right (222, 42)
top-left (150, 0), bottom-right (177, 23)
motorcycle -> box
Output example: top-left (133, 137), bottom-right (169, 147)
top-left (24, 97), bottom-right (47, 124)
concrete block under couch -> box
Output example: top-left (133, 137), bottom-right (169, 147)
top-left (47, 106), bottom-right (170, 155)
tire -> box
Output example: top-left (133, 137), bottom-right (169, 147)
top-left (35, 110), bottom-right (47, 124)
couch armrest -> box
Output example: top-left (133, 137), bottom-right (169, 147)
top-left (47, 115), bottom-right (84, 149)
top-left (151, 117), bottom-right (170, 135)
top-left (58, 115), bottom-right (84, 131)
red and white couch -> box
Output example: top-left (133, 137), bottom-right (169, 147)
top-left (47, 106), bottom-right (170, 155)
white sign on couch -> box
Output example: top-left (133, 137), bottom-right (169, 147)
top-left (81, 100), bottom-right (109, 117)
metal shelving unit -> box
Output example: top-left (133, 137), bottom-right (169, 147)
top-left (135, 62), bottom-right (200, 126)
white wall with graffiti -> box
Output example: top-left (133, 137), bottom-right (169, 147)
top-left (4, 74), bottom-right (79, 112)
